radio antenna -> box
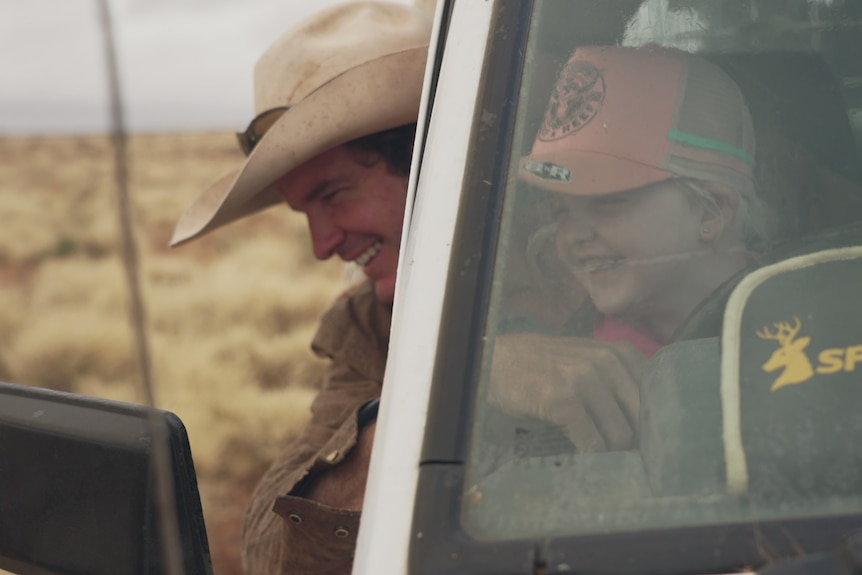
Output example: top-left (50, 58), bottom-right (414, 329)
top-left (95, 2), bottom-right (185, 574)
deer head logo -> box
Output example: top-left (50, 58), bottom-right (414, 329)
top-left (756, 317), bottom-right (814, 391)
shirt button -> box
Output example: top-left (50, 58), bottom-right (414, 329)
top-left (334, 526), bottom-right (350, 538)
top-left (288, 512), bottom-right (303, 524)
top-left (325, 450), bottom-right (339, 463)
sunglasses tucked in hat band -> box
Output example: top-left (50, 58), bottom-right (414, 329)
top-left (520, 45), bottom-right (756, 198)
top-left (236, 106), bottom-right (291, 157)
top-left (170, 2), bottom-right (432, 247)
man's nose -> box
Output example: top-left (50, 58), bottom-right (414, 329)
top-left (307, 212), bottom-right (344, 260)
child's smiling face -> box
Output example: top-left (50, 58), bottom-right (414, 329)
top-left (554, 179), bottom-right (709, 323)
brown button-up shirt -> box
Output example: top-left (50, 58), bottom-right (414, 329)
top-left (241, 280), bottom-right (391, 575)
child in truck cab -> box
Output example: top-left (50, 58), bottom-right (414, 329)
top-left (490, 45), bottom-right (772, 454)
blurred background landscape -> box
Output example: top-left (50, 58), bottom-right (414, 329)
top-left (0, 0), bottom-right (433, 573)
top-left (0, 132), bottom-right (344, 573)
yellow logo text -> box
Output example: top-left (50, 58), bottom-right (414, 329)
top-left (756, 317), bottom-right (862, 391)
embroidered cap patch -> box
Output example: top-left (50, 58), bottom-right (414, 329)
top-left (522, 161), bottom-right (572, 182)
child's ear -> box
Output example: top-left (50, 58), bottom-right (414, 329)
top-left (699, 183), bottom-right (738, 242)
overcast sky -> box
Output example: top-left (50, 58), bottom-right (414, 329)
top-left (0, 0), bottom-right (412, 135)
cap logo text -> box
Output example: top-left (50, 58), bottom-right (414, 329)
top-left (539, 60), bottom-right (605, 141)
top-left (523, 161), bottom-right (571, 182)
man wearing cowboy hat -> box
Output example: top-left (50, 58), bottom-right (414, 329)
top-left (171, 3), bottom-right (432, 573)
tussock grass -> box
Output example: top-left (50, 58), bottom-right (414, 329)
top-left (0, 133), bottom-right (344, 575)
top-left (8, 308), bottom-right (134, 392)
top-left (0, 289), bottom-right (26, 339)
top-left (29, 257), bottom-right (128, 312)
top-left (0, 137), bottom-right (116, 264)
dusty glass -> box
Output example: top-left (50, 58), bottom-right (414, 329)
top-left (464, 0), bottom-right (862, 541)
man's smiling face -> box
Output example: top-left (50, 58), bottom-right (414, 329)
top-left (276, 145), bottom-right (409, 304)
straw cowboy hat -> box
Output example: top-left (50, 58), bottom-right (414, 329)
top-left (170, 2), bottom-right (432, 246)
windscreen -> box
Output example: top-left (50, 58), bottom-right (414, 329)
top-left (463, 0), bottom-right (862, 541)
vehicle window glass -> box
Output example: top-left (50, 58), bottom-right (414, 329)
top-left (463, 0), bottom-right (862, 541)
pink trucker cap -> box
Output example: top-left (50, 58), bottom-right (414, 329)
top-left (520, 45), bottom-right (756, 197)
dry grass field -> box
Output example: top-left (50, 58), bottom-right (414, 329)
top-left (0, 133), bottom-right (346, 574)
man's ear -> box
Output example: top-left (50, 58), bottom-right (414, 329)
top-left (699, 183), bottom-right (739, 242)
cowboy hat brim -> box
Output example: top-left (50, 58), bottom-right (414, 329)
top-left (171, 45), bottom-right (428, 247)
